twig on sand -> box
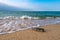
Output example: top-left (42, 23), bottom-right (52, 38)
top-left (32, 27), bottom-right (45, 32)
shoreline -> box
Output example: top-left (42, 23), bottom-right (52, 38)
top-left (0, 23), bottom-right (60, 40)
top-left (0, 16), bottom-right (60, 34)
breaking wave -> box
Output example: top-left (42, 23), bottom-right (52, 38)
top-left (0, 16), bottom-right (60, 34)
top-left (0, 15), bottom-right (40, 20)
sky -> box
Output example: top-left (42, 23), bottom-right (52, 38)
top-left (0, 0), bottom-right (60, 11)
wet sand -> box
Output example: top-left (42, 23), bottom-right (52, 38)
top-left (0, 24), bottom-right (60, 40)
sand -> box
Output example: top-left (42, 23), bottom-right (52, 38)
top-left (0, 24), bottom-right (60, 40)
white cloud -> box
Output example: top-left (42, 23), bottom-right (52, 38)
top-left (0, 0), bottom-right (38, 10)
top-left (0, 0), bottom-right (60, 11)
top-left (0, 0), bottom-right (53, 11)
top-left (0, 0), bottom-right (19, 7)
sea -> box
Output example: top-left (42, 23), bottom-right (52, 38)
top-left (0, 11), bottom-right (60, 17)
top-left (0, 11), bottom-right (60, 34)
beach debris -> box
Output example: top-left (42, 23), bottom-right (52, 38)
top-left (32, 27), bottom-right (45, 32)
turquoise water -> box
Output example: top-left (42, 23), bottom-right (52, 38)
top-left (0, 11), bottom-right (60, 17)
top-left (0, 11), bottom-right (60, 34)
